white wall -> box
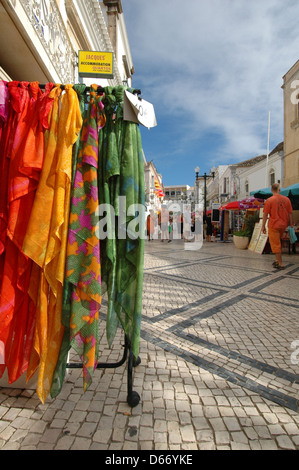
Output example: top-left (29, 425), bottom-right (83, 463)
top-left (236, 151), bottom-right (283, 199)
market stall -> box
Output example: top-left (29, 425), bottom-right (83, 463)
top-left (219, 197), bottom-right (264, 241)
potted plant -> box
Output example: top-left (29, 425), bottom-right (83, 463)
top-left (233, 212), bottom-right (259, 249)
top-left (233, 229), bottom-right (251, 249)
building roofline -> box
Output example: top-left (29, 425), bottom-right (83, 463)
top-left (282, 59), bottom-right (299, 80)
top-left (230, 142), bottom-right (283, 168)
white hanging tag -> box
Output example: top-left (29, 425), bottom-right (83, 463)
top-left (123, 90), bottom-right (157, 129)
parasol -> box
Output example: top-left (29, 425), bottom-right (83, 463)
top-left (220, 201), bottom-right (240, 210)
top-left (280, 183), bottom-right (299, 198)
top-left (251, 187), bottom-right (273, 199)
top-left (221, 197), bottom-right (264, 211)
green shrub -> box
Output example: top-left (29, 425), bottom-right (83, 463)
top-left (233, 212), bottom-right (260, 238)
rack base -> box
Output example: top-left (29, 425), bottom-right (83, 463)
top-left (66, 335), bottom-right (141, 407)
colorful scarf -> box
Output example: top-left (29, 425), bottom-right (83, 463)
top-left (51, 85), bottom-right (105, 397)
top-left (23, 84), bottom-right (82, 403)
top-left (99, 86), bottom-right (145, 360)
top-left (0, 81), bottom-right (54, 383)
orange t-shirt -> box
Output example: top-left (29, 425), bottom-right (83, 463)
top-left (264, 194), bottom-right (292, 230)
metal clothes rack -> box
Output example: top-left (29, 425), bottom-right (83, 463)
top-left (50, 82), bottom-right (142, 407)
top-left (6, 82), bottom-right (142, 98)
top-left (66, 335), bottom-right (141, 407)
top-left (3, 80), bottom-right (143, 406)
top-left (38, 84), bottom-right (142, 97)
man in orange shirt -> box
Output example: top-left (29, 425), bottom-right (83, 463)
top-left (262, 183), bottom-right (294, 270)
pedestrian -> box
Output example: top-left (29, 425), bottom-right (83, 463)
top-left (172, 212), bottom-right (181, 240)
top-left (168, 215), bottom-right (173, 243)
top-left (160, 205), bottom-right (170, 242)
top-left (147, 210), bottom-right (156, 241)
top-left (261, 183), bottom-right (294, 270)
top-left (204, 212), bottom-right (213, 242)
top-left (203, 216), bottom-right (207, 239)
top-left (194, 210), bottom-right (203, 243)
top-left (183, 205), bottom-right (192, 242)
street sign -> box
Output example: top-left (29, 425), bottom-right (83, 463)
top-left (78, 50), bottom-right (114, 79)
top-left (212, 203), bottom-right (221, 222)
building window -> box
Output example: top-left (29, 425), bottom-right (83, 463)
top-left (291, 93), bottom-right (299, 129)
top-left (245, 180), bottom-right (249, 195)
top-left (269, 169), bottom-right (275, 186)
top-left (223, 177), bottom-right (229, 194)
top-left (165, 191), bottom-right (169, 196)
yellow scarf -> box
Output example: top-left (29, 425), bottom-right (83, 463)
top-left (23, 85), bottom-right (82, 402)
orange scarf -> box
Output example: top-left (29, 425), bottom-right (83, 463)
top-left (23, 85), bottom-right (83, 402)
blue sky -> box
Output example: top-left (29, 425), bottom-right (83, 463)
top-left (121, 0), bottom-right (299, 187)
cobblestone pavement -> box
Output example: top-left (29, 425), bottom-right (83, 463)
top-left (0, 239), bottom-right (299, 451)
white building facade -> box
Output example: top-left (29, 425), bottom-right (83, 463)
top-left (144, 160), bottom-right (164, 214)
top-left (236, 142), bottom-right (284, 199)
top-left (207, 165), bottom-right (229, 206)
top-left (0, 0), bottom-right (133, 87)
top-left (164, 185), bottom-right (195, 208)
top-left (203, 142), bottom-right (284, 207)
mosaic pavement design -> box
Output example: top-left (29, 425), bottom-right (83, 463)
top-left (141, 241), bottom-right (299, 413)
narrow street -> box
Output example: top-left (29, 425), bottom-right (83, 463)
top-left (0, 239), bottom-right (298, 450)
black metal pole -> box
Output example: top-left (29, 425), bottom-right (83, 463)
top-left (204, 174), bottom-right (207, 215)
top-left (195, 171), bottom-right (215, 215)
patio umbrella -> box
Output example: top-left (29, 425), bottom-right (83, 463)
top-left (280, 182), bottom-right (299, 207)
top-left (239, 196), bottom-right (264, 208)
top-left (251, 187), bottom-right (273, 199)
top-left (280, 183), bottom-right (299, 197)
top-left (221, 201), bottom-right (240, 210)
top-left (221, 197), bottom-right (264, 211)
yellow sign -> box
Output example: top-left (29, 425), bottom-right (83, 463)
top-left (78, 51), bottom-right (114, 79)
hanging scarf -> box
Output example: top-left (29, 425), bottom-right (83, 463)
top-left (23, 86), bottom-right (62, 383)
top-left (50, 83), bottom-right (87, 397)
top-left (51, 84), bottom-right (105, 397)
top-left (0, 80), bottom-right (9, 140)
top-left (0, 82), bottom-right (54, 383)
top-left (23, 84), bottom-right (82, 403)
top-left (0, 80), bottom-right (11, 283)
top-left (99, 86), bottom-right (145, 360)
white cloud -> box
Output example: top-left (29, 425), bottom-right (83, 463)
top-left (122, 0), bottom-right (299, 171)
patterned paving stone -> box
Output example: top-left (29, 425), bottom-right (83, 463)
top-left (0, 239), bottom-right (299, 451)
